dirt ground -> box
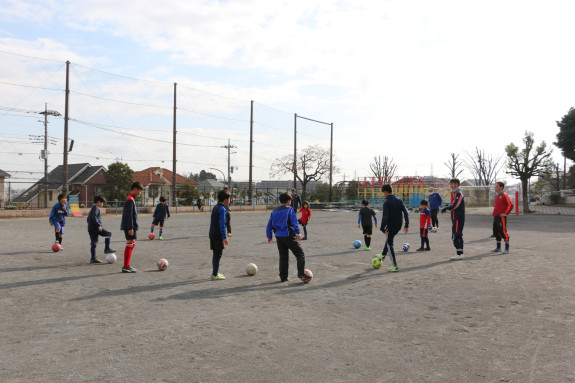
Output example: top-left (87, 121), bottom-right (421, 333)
top-left (0, 209), bottom-right (574, 383)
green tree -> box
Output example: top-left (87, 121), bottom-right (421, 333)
top-left (555, 107), bottom-right (575, 161)
top-left (270, 145), bottom-right (337, 201)
top-left (505, 132), bottom-right (553, 213)
top-left (177, 180), bottom-right (200, 206)
top-left (105, 162), bottom-right (134, 202)
top-left (189, 170), bottom-right (217, 182)
top-left (345, 180), bottom-right (358, 201)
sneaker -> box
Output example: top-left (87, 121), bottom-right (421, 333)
top-left (491, 248), bottom-right (501, 253)
top-left (502, 249), bottom-right (510, 254)
top-left (489, 234), bottom-right (496, 238)
top-left (158, 236), bottom-right (163, 240)
top-left (90, 258), bottom-right (103, 264)
top-left (376, 254), bottom-right (386, 261)
top-left (450, 254), bottom-right (463, 260)
top-left (211, 273), bottom-right (226, 280)
top-left (365, 247), bottom-right (371, 251)
top-left (122, 266), bottom-right (137, 273)
top-left (416, 248), bottom-right (425, 252)
top-left (227, 233), bottom-right (232, 237)
top-left (104, 248), bottom-right (116, 254)
top-left (280, 278), bottom-right (289, 282)
top-left (302, 237), bottom-right (307, 240)
top-left (387, 266), bottom-right (399, 272)
top-left (425, 248), bottom-right (431, 251)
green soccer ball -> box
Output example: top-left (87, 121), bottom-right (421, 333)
top-left (371, 257), bottom-right (382, 269)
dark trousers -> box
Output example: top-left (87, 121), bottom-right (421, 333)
top-left (276, 236), bottom-right (305, 280)
top-left (451, 218), bottom-right (464, 255)
top-left (382, 227), bottom-right (400, 267)
top-left (420, 228), bottom-right (430, 249)
top-left (493, 216), bottom-right (510, 245)
top-left (430, 209), bottom-right (439, 228)
top-left (89, 229), bottom-right (112, 259)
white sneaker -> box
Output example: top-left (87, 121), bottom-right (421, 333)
top-left (450, 254), bottom-right (463, 260)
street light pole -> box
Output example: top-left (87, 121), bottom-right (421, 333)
top-left (209, 168), bottom-right (226, 186)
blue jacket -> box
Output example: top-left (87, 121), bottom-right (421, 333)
top-left (120, 193), bottom-right (138, 231)
top-left (49, 202), bottom-right (69, 225)
top-left (153, 203), bottom-right (170, 220)
top-left (444, 189), bottom-right (465, 220)
top-left (266, 205), bottom-right (300, 238)
top-left (87, 205), bottom-right (103, 234)
top-left (209, 203), bottom-right (228, 240)
top-left (428, 192), bottom-right (443, 210)
top-left (380, 195), bottom-right (409, 232)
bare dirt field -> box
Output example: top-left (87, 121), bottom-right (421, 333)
top-left (1, 209), bottom-right (574, 383)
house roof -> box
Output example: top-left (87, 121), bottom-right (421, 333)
top-left (133, 167), bottom-right (195, 187)
top-left (0, 169), bottom-right (11, 178)
top-left (197, 179), bottom-right (226, 190)
top-left (11, 163), bottom-right (105, 203)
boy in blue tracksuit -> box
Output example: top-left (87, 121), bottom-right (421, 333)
top-left (150, 196), bottom-right (170, 240)
top-left (442, 178), bottom-right (465, 260)
top-left (428, 186), bottom-right (443, 230)
top-left (87, 195), bottom-right (116, 264)
top-left (357, 199), bottom-right (377, 251)
top-left (209, 190), bottom-right (230, 280)
top-left (266, 192), bottom-right (306, 282)
top-left (49, 193), bottom-right (69, 249)
top-left (376, 184), bottom-right (409, 272)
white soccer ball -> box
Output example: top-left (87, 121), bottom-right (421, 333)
top-left (245, 263), bottom-right (258, 276)
top-left (432, 227), bottom-right (438, 233)
top-left (402, 243), bottom-right (410, 252)
top-left (106, 253), bottom-right (117, 264)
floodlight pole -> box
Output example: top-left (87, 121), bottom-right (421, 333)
top-left (172, 82), bottom-right (177, 207)
top-left (293, 114), bottom-right (297, 190)
top-left (248, 100), bottom-right (254, 202)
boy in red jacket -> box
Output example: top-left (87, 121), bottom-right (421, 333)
top-left (491, 181), bottom-right (514, 254)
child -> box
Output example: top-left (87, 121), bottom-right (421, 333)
top-left (428, 186), bottom-right (442, 230)
top-left (151, 196), bottom-right (170, 240)
top-left (297, 201), bottom-right (311, 240)
top-left (223, 187), bottom-right (232, 237)
top-left (87, 195), bottom-right (116, 263)
top-left (416, 199), bottom-right (432, 251)
top-left (441, 178), bottom-right (465, 260)
top-left (376, 184), bottom-right (409, 272)
top-left (209, 190), bottom-right (230, 280)
top-left (266, 192), bottom-right (306, 282)
top-left (357, 199), bottom-right (377, 250)
top-left (49, 193), bottom-right (69, 250)
top-left (120, 181), bottom-right (143, 273)
top-left (490, 181), bottom-right (513, 254)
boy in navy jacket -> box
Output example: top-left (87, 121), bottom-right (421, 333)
top-left (266, 192), bottom-right (306, 282)
top-left (377, 184), bottom-right (409, 272)
top-left (87, 195), bottom-right (116, 263)
top-left (120, 181), bottom-right (143, 273)
top-left (150, 196), bottom-right (170, 240)
top-left (442, 178), bottom-right (465, 260)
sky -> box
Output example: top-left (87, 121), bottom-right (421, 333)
top-left (1, 0), bottom-right (574, 191)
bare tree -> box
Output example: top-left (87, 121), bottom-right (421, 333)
top-left (270, 145), bottom-right (336, 201)
top-left (505, 131), bottom-right (553, 213)
top-left (465, 147), bottom-right (504, 186)
top-left (444, 153), bottom-right (464, 180)
top-left (369, 155), bottom-right (397, 180)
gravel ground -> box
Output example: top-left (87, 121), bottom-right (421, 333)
top-left (1, 210), bottom-right (574, 383)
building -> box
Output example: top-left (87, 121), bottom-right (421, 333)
top-left (133, 167), bottom-right (196, 206)
top-left (0, 169), bottom-right (11, 208)
top-left (11, 163), bottom-right (107, 209)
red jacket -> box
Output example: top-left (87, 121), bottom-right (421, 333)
top-left (493, 192), bottom-right (513, 216)
top-left (298, 207), bottom-right (311, 224)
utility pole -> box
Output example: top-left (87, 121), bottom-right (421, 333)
top-left (172, 82), bottom-right (177, 207)
top-left (38, 104), bottom-right (61, 208)
top-left (63, 61), bottom-right (70, 196)
top-left (221, 139), bottom-right (236, 189)
top-left (249, 100), bottom-right (254, 202)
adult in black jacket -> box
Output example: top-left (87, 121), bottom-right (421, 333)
top-left (377, 184), bottom-right (409, 272)
top-left (291, 188), bottom-right (301, 213)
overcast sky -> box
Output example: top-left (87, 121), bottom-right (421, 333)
top-left (1, 0), bottom-right (574, 189)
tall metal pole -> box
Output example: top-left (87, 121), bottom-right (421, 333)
top-left (44, 103), bottom-right (48, 208)
top-left (227, 139), bottom-right (231, 189)
top-left (293, 113), bottom-right (297, 190)
top-left (329, 122), bottom-right (333, 202)
top-left (63, 61), bottom-right (70, 196)
top-left (172, 82), bottom-right (177, 207)
top-left (248, 100), bottom-right (254, 202)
